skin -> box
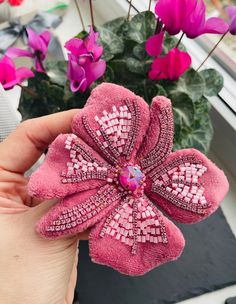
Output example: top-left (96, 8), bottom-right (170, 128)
top-left (0, 110), bottom-right (88, 304)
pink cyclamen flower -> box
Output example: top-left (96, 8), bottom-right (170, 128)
top-left (155, 0), bottom-right (229, 38)
top-left (28, 83), bottom-right (228, 275)
top-left (225, 5), bottom-right (236, 35)
top-left (6, 28), bottom-right (51, 73)
top-left (0, 0), bottom-right (24, 5)
top-left (65, 26), bottom-right (106, 92)
top-left (148, 48), bottom-right (192, 81)
top-left (146, 31), bottom-right (165, 57)
top-left (0, 55), bottom-right (34, 90)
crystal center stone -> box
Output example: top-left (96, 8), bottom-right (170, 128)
top-left (119, 166), bottom-right (145, 192)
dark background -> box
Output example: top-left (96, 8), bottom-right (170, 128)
top-left (76, 208), bottom-right (236, 304)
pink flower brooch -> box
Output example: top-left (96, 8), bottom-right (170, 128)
top-left (29, 83), bottom-right (229, 276)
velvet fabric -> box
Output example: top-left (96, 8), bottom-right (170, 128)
top-left (28, 83), bottom-right (229, 276)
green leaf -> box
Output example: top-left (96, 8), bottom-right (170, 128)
top-left (126, 58), bottom-right (145, 74)
top-left (171, 68), bottom-right (205, 102)
top-left (103, 17), bottom-right (126, 34)
top-left (97, 26), bottom-right (124, 60)
top-left (200, 68), bottom-right (224, 97)
top-left (103, 65), bottom-right (115, 82)
top-left (46, 61), bottom-right (67, 86)
top-left (163, 33), bottom-right (186, 54)
top-left (173, 95), bottom-right (213, 154)
top-left (171, 92), bottom-right (194, 127)
top-left (126, 11), bottom-right (156, 43)
top-left (133, 42), bottom-right (149, 60)
top-left (75, 30), bottom-right (88, 40)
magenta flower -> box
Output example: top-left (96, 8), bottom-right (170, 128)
top-left (225, 5), bottom-right (236, 35)
top-left (155, 0), bottom-right (229, 38)
top-left (0, 55), bottom-right (34, 90)
top-left (146, 31), bottom-right (165, 57)
top-left (148, 48), bottom-right (191, 81)
top-left (6, 28), bottom-right (51, 73)
top-left (65, 26), bottom-right (106, 92)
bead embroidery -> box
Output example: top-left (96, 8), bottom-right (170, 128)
top-left (150, 155), bottom-right (211, 214)
top-left (100, 195), bottom-right (167, 254)
top-left (61, 134), bottom-right (109, 184)
top-left (82, 99), bottom-right (141, 164)
top-left (141, 105), bottom-right (173, 173)
top-left (46, 184), bottom-right (122, 232)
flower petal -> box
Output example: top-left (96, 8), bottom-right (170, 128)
top-left (71, 83), bottom-right (150, 166)
top-left (155, 0), bottom-right (186, 35)
top-left (149, 48), bottom-right (191, 81)
top-left (226, 5), bottom-right (236, 18)
top-left (145, 31), bottom-right (164, 57)
top-left (67, 57), bottom-right (87, 92)
top-left (89, 196), bottom-right (185, 275)
top-left (28, 134), bottom-right (109, 199)
top-left (85, 26), bottom-right (103, 60)
top-left (15, 67), bottom-right (34, 83)
top-left (27, 28), bottom-right (50, 55)
top-left (146, 149), bottom-right (229, 224)
top-left (6, 47), bottom-right (33, 59)
top-left (27, 28), bottom-right (42, 52)
top-left (64, 37), bottom-right (87, 57)
top-left (137, 96), bottom-right (173, 173)
top-left (229, 15), bottom-right (236, 35)
top-left (84, 60), bottom-right (106, 87)
top-left (202, 17), bottom-right (229, 35)
top-left (40, 31), bottom-right (51, 47)
top-left (0, 55), bottom-right (16, 68)
top-left (182, 0), bottom-right (206, 38)
top-left (37, 185), bottom-right (121, 238)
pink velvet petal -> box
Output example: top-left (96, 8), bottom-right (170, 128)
top-left (37, 185), bottom-right (121, 238)
top-left (137, 96), bottom-right (173, 173)
top-left (89, 211), bottom-right (185, 276)
top-left (72, 83), bottom-right (150, 166)
top-left (28, 133), bottom-right (109, 199)
top-left (146, 149), bottom-right (229, 224)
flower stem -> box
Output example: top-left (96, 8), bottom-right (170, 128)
top-left (175, 32), bottom-right (184, 48)
top-left (89, 0), bottom-right (95, 28)
top-left (17, 84), bottom-right (39, 99)
top-left (196, 32), bottom-right (227, 71)
top-left (127, 0), bottom-right (132, 20)
top-left (148, 0), bottom-right (152, 11)
top-left (74, 0), bottom-right (85, 31)
top-left (155, 18), bottom-right (163, 34)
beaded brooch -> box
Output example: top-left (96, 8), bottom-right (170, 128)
top-left (28, 83), bottom-right (229, 276)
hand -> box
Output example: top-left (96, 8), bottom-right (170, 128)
top-left (0, 110), bottom-right (87, 304)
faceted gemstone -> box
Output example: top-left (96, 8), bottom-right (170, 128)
top-left (119, 165), bottom-right (145, 191)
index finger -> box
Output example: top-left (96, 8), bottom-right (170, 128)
top-left (0, 109), bottom-right (79, 173)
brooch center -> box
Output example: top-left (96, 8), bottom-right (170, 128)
top-left (116, 165), bottom-right (146, 196)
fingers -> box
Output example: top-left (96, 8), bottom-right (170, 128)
top-left (0, 109), bottom-right (79, 174)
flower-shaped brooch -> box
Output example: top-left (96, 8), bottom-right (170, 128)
top-left (29, 83), bottom-right (229, 276)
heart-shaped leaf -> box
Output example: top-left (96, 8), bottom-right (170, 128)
top-left (200, 68), bottom-right (224, 96)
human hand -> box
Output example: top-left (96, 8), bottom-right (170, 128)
top-left (0, 110), bottom-right (88, 304)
